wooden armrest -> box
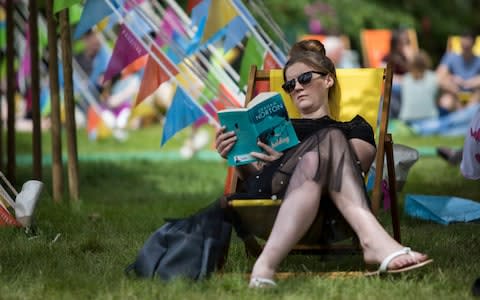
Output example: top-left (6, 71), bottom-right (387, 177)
top-left (229, 199), bottom-right (283, 207)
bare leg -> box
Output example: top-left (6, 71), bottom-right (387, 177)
top-left (250, 129), bottom-right (429, 281)
top-left (326, 129), bottom-right (428, 269)
top-left (251, 152), bottom-right (322, 280)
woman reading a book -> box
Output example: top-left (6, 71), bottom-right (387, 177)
top-left (215, 40), bottom-right (432, 287)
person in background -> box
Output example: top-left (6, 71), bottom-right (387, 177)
top-left (398, 49), bottom-right (439, 124)
top-left (382, 28), bottom-right (415, 118)
top-left (436, 31), bottom-right (480, 114)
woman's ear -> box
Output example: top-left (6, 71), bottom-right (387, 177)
top-left (325, 75), bottom-right (334, 88)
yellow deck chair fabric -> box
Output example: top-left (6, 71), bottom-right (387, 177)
top-left (270, 68), bottom-right (383, 133)
top-left (225, 64), bottom-right (400, 257)
top-left (447, 36), bottom-right (480, 56)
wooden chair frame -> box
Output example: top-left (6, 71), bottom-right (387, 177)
top-left (223, 64), bottom-right (400, 259)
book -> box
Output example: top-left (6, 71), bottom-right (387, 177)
top-left (217, 92), bottom-right (299, 166)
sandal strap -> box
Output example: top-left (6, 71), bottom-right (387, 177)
top-left (249, 277), bottom-right (277, 288)
top-left (379, 247), bottom-right (414, 273)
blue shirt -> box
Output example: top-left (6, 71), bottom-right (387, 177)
top-left (440, 52), bottom-right (480, 83)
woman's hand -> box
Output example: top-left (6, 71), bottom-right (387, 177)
top-left (250, 141), bottom-right (283, 165)
top-left (215, 126), bottom-right (237, 159)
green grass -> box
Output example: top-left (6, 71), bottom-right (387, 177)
top-left (1, 126), bottom-right (479, 299)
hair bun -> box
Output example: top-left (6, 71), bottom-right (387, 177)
top-left (289, 39), bottom-right (326, 57)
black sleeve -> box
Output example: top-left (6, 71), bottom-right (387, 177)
top-left (347, 115), bottom-right (376, 147)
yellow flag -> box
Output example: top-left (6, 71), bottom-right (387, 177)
top-left (202, 0), bottom-right (238, 43)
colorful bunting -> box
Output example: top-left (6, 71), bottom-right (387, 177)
top-left (73, 0), bottom-right (116, 40)
top-left (161, 86), bottom-right (205, 146)
top-left (223, 16), bottom-right (248, 53)
top-left (191, 0), bottom-right (210, 26)
top-left (103, 24), bottom-right (147, 83)
top-left (124, 0), bottom-right (145, 11)
top-left (161, 7), bottom-right (187, 39)
top-left (135, 46), bottom-right (178, 107)
top-left (125, 8), bottom-right (155, 37)
top-left (239, 35), bottom-right (265, 88)
top-left (187, 0), bottom-right (203, 14)
top-left (53, 0), bottom-right (82, 14)
top-left (201, 0), bottom-right (238, 43)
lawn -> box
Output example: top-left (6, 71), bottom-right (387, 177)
top-left (1, 125), bottom-right (479, 299)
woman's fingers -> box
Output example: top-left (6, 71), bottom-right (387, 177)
top-left (256, 141), bottom-right (283, 160)
top-left (215, 127), bottom-right (237, 158)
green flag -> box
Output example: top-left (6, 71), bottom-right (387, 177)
top-left (239, 36), bottom-right (264, 89)
top-left (54, 0), bottom-right (82, 14)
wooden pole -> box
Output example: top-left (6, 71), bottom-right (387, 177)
top-left (45, 0), bottom-right (63, 202)
top-left (5, 0), bottom-right (16, 185)
top-left (28, 0), bottom-right (42, 180)
top-left (58, 10), bottom-right (79, 201)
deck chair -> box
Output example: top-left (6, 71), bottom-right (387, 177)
top-left (0, 172), bottom-right (43, 228)
top-left (446, 35), bottom-right (480, 56)
top-left (360, 29), bottom-right (418, 68)
top-left (223, 64), bottom-right (400, 260)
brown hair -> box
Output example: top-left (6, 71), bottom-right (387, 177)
top-left (410, 49), bottom-right (432, 72)
top-left (284, 40), bottom-right (339, 119)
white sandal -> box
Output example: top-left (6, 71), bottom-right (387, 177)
top-left (365, 247), bottom-right (433, 276)
top-left (249, 277), bottom-right (277, 288)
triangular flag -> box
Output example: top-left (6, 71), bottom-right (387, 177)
top-left (223, 16), bottom-right (248, 52)
top-left (161, 86), bottom-right (205, 146)
top-left (135, 46), bottom-right (178, 107)
top-left (73, 0), bottom-right (116, 39)
top-left (187, 0), bottom-right (203, 14)
top-left (161, 7), bottom-right (187, 39)
top-left (239, 36), bottom-right (265, 88)
top-left (103, 24), bottom-right (147, 83)
top-left (53, 0), bottom-right (82, 13)
top-left (201, 0), bottom-right (238, 43)
top-left (191, 0), bottom-right (210, 26)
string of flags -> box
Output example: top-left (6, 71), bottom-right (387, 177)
top-left (7, 0), bottom-right (290, 145)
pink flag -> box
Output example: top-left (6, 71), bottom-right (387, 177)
top-left (103, 24), bottom-right (147, 83)
top-left (135, 46), bottom-right (179, 107)
top-left (160, 7), bottom-right (186, 39)
top-left (124, 0), bottom-right (144, 11)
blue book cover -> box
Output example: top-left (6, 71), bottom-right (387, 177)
top-left (218, 92), bottom-right (299, 166)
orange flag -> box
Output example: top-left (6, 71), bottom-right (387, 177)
top-left (135, 46), bottom-right (178, 107)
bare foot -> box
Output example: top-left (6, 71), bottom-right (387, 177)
top-left (362, 240), bottom-right (429, 271)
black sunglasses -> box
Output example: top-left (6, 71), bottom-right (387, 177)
top-left (282, 71), bottom-right (327, 94)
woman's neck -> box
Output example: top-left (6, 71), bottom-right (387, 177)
top-left (301, 106), bottom-right (330, 119)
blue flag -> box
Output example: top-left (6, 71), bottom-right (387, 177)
top-left (73, 0), bottom-right (118, 39)
top-left (161, 87), bottom-right (205, 146)
top-left (223, 16), bottom-right (248, 52)
top-left (191, 0), bottom-right (210, 26)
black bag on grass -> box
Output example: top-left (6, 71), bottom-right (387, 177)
top-left (125, 201), bottom-right (232, 281)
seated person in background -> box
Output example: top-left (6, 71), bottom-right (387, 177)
top-left (382, 28), bottom-right (415, 118)
top-left (216, 39), bottom-right (431, 287)
top-left (399, 49), bottom-right (439, 124)
top-left (323, 36), bottom-right (360, 69)
top-left (436, 31), bottom-right (480, 114)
